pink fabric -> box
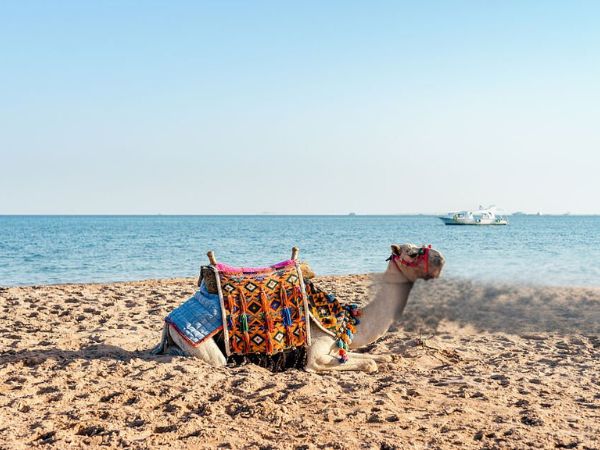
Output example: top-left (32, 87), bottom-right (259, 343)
top-left (215, 259), bottom-right (296, 274)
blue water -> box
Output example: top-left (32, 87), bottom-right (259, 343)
top-left (1, 215), bottom-right (599, 287)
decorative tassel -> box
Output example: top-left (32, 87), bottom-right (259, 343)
top-left (260, 288), bottom-right (275, 354)
top-left (291, 285), bottom-right (306, 343)
top-left (297, 321), bottom-right (305, 343)
top-left (292, 286), bottom-right (303, 318)
top-left (281, 307), bottom-right (293, 327)
top-left (285, 328), bottom-right (295, 346)
top-left (240, 313), bottom-right (249, 332)
top-left (227, 293), bottom-right (240, 353)
top-left (260, 289), bottom-right (274, 332)
top-left (280, 285), bottom-right (294, 345)
top-left (280, 284), bottom-right (290, 308)
top-left (238, 289), bottom-right (251, 353)
top-left (338, 348), bottom-right (348, 363)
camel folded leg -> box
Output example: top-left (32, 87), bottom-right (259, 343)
top-left (343, 352), bottom-right (393, 363)
top-left (306, 354), bottom-right (379, 373)
top-left (166, 325), bottom-right (227, 367)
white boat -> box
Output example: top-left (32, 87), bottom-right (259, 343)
top-left (439, 206), bottom-right (508, 226)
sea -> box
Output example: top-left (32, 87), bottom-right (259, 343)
top-left (1, 215), bottom-right (599, 287)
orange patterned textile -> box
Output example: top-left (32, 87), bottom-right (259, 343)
top-left (216, 262), bottom-right (311, 356)
top-left (305, 280), bottom-right (343, 333)
top-left (304, 279), bottom-right (361, 363)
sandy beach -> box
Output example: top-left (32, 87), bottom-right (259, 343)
top-left (1, 275), bottom-right (599, 449)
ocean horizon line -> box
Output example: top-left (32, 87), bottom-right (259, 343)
top-left (1, 213), bottom-right (598, 217)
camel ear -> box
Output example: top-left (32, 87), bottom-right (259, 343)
top-left (391, 244), bottom-right (401, 255)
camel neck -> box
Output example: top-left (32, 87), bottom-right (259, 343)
top-left (349, 277), bottom-right (413, 349)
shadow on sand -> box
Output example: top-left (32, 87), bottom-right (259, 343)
top-left (398, 278), bottom-right (600, 336)
top-left (0, 344), bottom-right (176, 367)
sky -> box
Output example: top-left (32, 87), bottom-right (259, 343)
top-left (1, 1), bottom-right (599, 215)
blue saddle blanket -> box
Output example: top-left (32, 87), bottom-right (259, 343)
top-left (165, 283), bottom-right (223, 345)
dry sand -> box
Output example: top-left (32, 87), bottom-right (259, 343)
top-left (1, 275), bottom-right (599, 449)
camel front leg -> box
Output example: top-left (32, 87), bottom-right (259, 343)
top-left (306, 325), bottom-right (381, 373)
top-left (306, 353), bottom-right (379, 373)
top-left (344, 352), bottom-right (393, 363)
top-left (306, 352), bottom-right (391, 372)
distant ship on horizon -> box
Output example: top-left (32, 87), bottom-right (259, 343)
top-left (439, 206), bottom-right (508, 226)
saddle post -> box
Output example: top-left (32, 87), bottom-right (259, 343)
top-left (291, 246), bottom-right (299, 260)
top-left (207, 251), bottom-right (217, 266)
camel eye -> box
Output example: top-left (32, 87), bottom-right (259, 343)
top-left (408, 251), bottom-right (419, 258)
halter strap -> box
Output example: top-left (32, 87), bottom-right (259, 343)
top-left (391, 245), bottom-right (432, 276)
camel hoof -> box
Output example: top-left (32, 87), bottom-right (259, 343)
top-left (374, 354), bottom-right (393, 363)
top-left (364, 360), bottom-right (378, 373)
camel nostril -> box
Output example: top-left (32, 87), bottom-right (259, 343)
top-left (432, 256), bottom-right (444, 267)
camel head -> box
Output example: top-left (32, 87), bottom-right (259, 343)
top-left (388, 243), bottom-right (445, 282)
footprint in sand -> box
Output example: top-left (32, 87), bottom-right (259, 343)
top-left (48, 393), bottom-right (63, 402)
top-left (36, 431), bottom-right (57, 444)
top-left (124, 395), bottom-right (139, 405)
top-left (128, 417), bottom-right (145, 428)
top-left (99, 391), bottom-right (122, 403)
top-left (76, 424), bottom-right (111, 437)
top-left (154, 424), bottom-right (178, 433)
top-left (5, 376), bottom-right (28, 385)
top-left (37, 386), bottom-right (60, 395)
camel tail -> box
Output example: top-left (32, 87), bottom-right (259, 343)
top-left (150, 324), bottom-right (186, 356)
top-left (150, 324), bottom-right (169, 355)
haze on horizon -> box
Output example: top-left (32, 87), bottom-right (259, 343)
top-left (1, 1), bottom-right (599, 215)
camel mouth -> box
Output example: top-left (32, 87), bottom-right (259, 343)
top-left (428, 253), bottom-right (445, 278)
top-left (423, 271), bottom-right (442, 280)
top-left (425, 257), bottom-right (444, 280)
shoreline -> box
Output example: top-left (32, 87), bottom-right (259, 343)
top-left (2, 273), bottom-right (599, 291)
top-left (1, 275), bottom-right (598, 449)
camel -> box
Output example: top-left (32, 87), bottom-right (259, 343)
top-left (156, 243), bottom-right (444, 373)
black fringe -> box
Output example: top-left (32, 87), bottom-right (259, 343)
top-left (214, 332), bottom-right (307, 372)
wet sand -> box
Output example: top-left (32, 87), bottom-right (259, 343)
top-left (1, 276), bottom-right (599, 449)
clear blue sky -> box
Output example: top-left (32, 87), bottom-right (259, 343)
top-left (1, 1), bottom-right (598, 214)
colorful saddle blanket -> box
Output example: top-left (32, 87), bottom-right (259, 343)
top-left (218, 259), bottom-right (310, 355)
top-left (165, 259), bottom-right (360, 361)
